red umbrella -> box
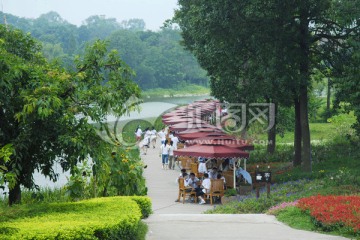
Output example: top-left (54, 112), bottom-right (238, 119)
top-left (162, 116), bottom-right (203, 125)
top-left (178, 131), bottom-right (227, 141)
top-left (169, 122), bottom-right (218, 132)
top-left (173, 144), bottom-right (249, 158)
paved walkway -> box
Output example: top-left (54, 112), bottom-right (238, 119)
top-left (141, 140), bottom-right (348, 240)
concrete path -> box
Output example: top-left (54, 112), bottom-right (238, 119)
top-left (141, 139), bottom-right (348, 240)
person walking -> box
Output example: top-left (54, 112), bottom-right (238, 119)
top-left (168, 141), bottom-right (175, 170)
top-left (160, 139), bottom-right (170, 170)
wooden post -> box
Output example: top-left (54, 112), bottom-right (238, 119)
top-left (267, 165), bottom-right (271, 198)
top-left (256, 165), bottom-right (260, 199)
top-left (233, 158), bottom-right (236, 189)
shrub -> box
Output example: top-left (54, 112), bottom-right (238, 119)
top-left (224, 188), bottom-right (237, 197)
top-left (0, 196), bottom-right (149, 240)
top-left (130, 196), bottom-right (152, 218)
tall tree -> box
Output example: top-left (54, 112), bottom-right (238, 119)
top-left (0, 25), bottom-right (141, 205)
top-left (175, 0), bottom-right (360, 171)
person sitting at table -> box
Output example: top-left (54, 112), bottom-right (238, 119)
top-left (175, 172), bottom-right (189, 202)
top-left (198, 157), bottom-right (207, 175)
top-left (197, 173), bottom-right (211, 205)
top-left (208, 166), bottom-right (218, 179)
top-left (185, 172), bottom-right (200, 189)
top-left (217, 171), bottom-right (226, 189)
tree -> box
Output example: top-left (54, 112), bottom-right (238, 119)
top-left (0, 25), bottom-right (141, 205)
top-left (120, 19), bottom-right (146, 31)
top-left (175, 0), bottom-right (360, 171)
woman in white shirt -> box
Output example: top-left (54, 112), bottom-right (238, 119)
top-left (160, 139), bottom-right (170, 170)
top-left (135, 126), bottom-right (143, 142)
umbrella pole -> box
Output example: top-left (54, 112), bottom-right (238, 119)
top-left (233, 158), bottom-right (236, 189)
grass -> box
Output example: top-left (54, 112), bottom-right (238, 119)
top-left (275, 207), bottom-right (314, 231)
top-left (207, 137), bottom-right (360, 239)
top-left (253, 122), bottom-right (338, 144)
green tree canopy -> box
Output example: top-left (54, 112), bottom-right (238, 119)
top-left (0, 25), bottom-right (142, 205)
top-left (174, 0), bottom-right (360, 171)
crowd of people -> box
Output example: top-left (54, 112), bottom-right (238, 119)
top-left (135, 125), bottom-right (227, 204)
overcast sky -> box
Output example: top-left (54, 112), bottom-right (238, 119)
top-left (1, 0), bottom-right (178, 31)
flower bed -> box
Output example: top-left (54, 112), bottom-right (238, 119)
top-left (298, 195), bottom-right (360, 233)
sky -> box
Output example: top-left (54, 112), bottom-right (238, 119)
top-left (1, 0), bottom-right (178, 31)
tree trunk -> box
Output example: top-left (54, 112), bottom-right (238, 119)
top-left (299, 87), bottom-right (312, 172)
top-left (267, 103), bottom-right (277, 154)
top-left (326, 77), bottom-right (332, 119)
top-left (9, 182), bottom-right (21, 206)
top-left (298, 12), bottom-right (312, 172)
top-left (293, 98), bottom-right (302, 166)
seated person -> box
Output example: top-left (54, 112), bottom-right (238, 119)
top-left (217, 172), bottom-right (226, 190)
top-left (197, 173), bottom-right (211, 205)
top-left (185, 172), bottom-right (200, 190)
top-left (176, 170), bottom-right (188, 183)
top-left (178, 168), bottom-right (187, 177)
top-left (208, 166), bottom-right (218, 179)
top-left (198, 158), bottom-right (207, 174)
top-left (175, 172), bottom-right (189, 202)
top-left (217, 171), bottom-right (226, 184)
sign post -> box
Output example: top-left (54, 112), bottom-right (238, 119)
top-left (255, 165), bottom-right (272, 199)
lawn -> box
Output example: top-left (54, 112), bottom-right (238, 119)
top-left (207, 138), bottom-right (360, 239)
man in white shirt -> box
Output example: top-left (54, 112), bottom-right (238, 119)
top-left (197, 173), bottom-right (211, 204)
top-left (185, 173), bottom-right (200, 189)
top-left (171, 132), bottom-right (179, 150)
top-left (158, 128), bottom-right (166, 144)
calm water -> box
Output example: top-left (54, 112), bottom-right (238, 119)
top-left (2, 95), bottom-right (210, 194)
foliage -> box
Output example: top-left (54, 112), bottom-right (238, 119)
top-left (0, 25), bottom-right (144, 205)
top-left (174, 0), bottom-right (360, 171)
top-left (224, 188), bottom-right (237, 197)
top-left (142, 84), bottom-right (210, 98)
top-left (333, 31), bottom-right (360, 136)
top-left (65, 160), bottom-right (93, 200)
top-left (0, 11), bottom-right (209, 90)
top-left (9, 187), bottom-right (71, 205)
top-left (266, 200), bottom-right (299, 215)
top-left (0, 196), bottom-right (150, 239)
top-left (130, 196), bottom-right (152, 218)
top-left (93, 146), bottom-right (147, 198)
top-left (327, 112), bottom-right (357, 142)
top-left (298, 195), bottom-right (360, 234)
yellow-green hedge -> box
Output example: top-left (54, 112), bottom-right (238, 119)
top-left (0, 196), bottom-right (152, 240)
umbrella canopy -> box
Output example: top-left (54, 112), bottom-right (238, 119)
top-left (236, 168), bottom-right (252, 184)
top-left (169, 122), bottom-right (218, 132)
top-left (186, 136), bottom-right (236, 145)
top-left (179, 132), bottom-right (227, 140)
top-left (185, 136), bottom-right (255, 151)
top-left (162, 117), bottom-right (204, 125)
top-left (173, 144), bottom-right (249, 158)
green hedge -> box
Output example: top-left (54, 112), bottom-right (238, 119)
top-left (0, 196), bottom-right (152, 240)
top-left (130, 196), bottom-right (152, 218)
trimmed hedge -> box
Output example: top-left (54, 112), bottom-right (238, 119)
top-left (0, 196), bottom-right (152, 240)
top-left (130, 196), bottom-right (152, 218)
